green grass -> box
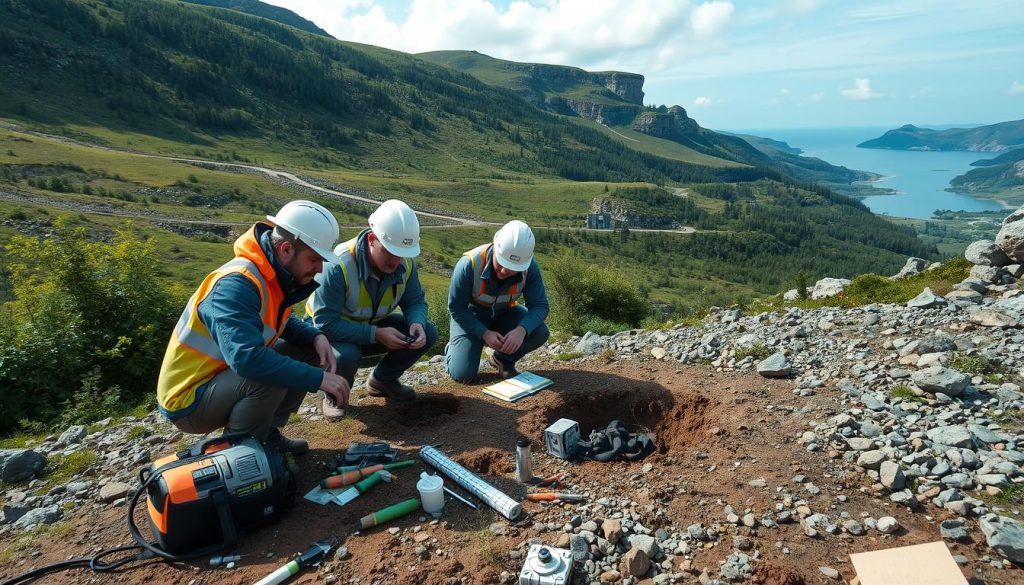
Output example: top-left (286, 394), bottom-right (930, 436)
top-left (734, 343), bottom-right (771, 361)
top-left (0, 522), bottom-right (73, 562)
top-left (552, 351), bottom-right (584, 362)
top-left (126, 426), bottom-right (149, 441)
top-left (0, 450), bottom-right (100, 494)
top-left (948, 352), bottom-right (1003, 376)
top-left (889, 385), bottom-right (926, 403)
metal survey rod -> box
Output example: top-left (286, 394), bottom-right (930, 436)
top-left (443, 486), bottom-right (478, 509)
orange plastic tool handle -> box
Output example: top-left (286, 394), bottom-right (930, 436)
top-left (321, 465), bottom-right (383, 489)
top-left (525, 493), bottom-right (559, 501)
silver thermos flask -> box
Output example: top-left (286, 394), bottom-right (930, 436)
top-left (515, 437), bottom-right (533, 483)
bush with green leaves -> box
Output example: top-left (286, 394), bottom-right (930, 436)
top-left (425, 286), bottom-right (450, 356)
top-left (545, 254), bottom-right (650, 335)
top-left (0, 219), bottom-right (187, 433)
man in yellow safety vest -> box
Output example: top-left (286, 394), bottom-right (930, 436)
top-left (156, 200), bottom-right (350, 454)
top-left (306, 200), bottom-right (437, 420)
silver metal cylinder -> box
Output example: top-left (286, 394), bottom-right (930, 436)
top-left (515, 437), bottom-right (533, 483)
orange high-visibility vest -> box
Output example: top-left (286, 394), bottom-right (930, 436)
top-left (464, 244), bottom-right (526, 309)
top-left (157, 225), bottom-right (288, 415)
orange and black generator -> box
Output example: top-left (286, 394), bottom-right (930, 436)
top-left (139, 434), bottom-right (296, 555)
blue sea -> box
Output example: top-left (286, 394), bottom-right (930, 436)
top-left (736, 127), bottom-right (1008, 220)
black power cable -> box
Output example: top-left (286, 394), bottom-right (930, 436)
top-left (1, 450), bottom-right (238, 584)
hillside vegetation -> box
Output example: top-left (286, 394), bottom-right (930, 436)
top-left (950, 149), bottom-right (1024, 203)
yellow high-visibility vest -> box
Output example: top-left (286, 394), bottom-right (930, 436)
top-left (306, 237), bottom-right (411, 323)
top-left (157, 225), bottom-right (287, 414)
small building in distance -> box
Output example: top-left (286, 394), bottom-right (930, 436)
top-left (586, 212), bottom-right (612, 229)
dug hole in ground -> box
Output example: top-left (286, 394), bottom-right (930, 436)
top-left (0, 358), bottom-right (1010, 585)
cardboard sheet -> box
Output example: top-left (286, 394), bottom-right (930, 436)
top-left (849, 541), bottom-right (967, 585)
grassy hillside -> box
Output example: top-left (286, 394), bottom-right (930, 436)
top-left (0, 0), bottom-right (939, 307)
top-left (180, 0), bottom-right (333, 37)
top-left (949, 149), bottom-right (1024, 203)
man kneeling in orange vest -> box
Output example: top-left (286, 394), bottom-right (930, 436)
top-left (156, 200), bottom-right (350, 455)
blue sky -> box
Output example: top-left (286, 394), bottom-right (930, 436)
top-left (265, 1), bottom-right (1024, 130)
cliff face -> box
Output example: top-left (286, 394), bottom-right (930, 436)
top-left (631, 106), bottom-right (700, 140)
top-left (590, 197), bottom-right (677, 229)
top-left (547, 97), bottom-right (640, 126)
top-left (500, 63), bottom-right (645, 105)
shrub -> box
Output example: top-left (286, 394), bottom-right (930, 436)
top-left (546, 254), bottom-right (649, 335)
top-left (0, 219), bottom-right (187, 433)
top-left (425, 286), bottom-right (449, 356)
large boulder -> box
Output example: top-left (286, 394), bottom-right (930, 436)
top-left (980, 514), bottom-right (1024, 565)
top-left (13, 505), bottom-right (63, 530)
top-left (906, 287), bottom-right (946, 309)
top-left (574, 331), bottom-right (609, 355)
top-left (757, 352), bottom-right (792, 378)
top-left (810, 278), bottom-right (850, 300)
top-left (893, 257), bottom-right (928, 279)
top-left (996, 207), bottom-right (1024, 263)
top-left (965, 240), bottom-right (1011, 266)
top-left (911, 367), bottom-right (970, 396)
top-left (0, 449), bottom-right (47, 484)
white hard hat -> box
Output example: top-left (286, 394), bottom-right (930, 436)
top-left (492, 220), bottom-right (535, 272)
top-left (266, 200), bottom-right (340, 263)
top-left (368, 200), bottom-right (420, 258)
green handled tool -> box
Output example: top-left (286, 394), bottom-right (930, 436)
top-left (334, 470), bottom-right (391, 506)
top-left (355, 498), bottom-right (420, 530)
top-left (335, 459), bottom-right (414, 474)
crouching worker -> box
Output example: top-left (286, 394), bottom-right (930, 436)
top-left (156, 200), bottom-right (351, 455)
top-left (446, 220), bottom-right (549, 382)
top-left (306, 200), bottom-right (437, 420)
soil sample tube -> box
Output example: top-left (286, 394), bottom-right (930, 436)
top-left (355, 498), bottom-right (420, 530)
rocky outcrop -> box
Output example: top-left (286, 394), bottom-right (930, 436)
top-left (547, 98), bottom-right (640, 126)
top-left (631, 107), bottom-right (700, 140)
top-left (499, 62), bottom-right (644, 104)
top-left (590, 197), bottom-right (676, 229)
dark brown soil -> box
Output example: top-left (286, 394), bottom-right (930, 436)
top-left (1, 359), bottom-right (1017, 584)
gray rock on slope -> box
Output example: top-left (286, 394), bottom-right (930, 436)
top-left (996, 206), bottom-right (1024, 263)
top-left (965, 240), bottom-right (1011, 266)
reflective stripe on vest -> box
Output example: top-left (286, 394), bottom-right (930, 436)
top-left (464, 244), bottom-right (525, 309)
top-left (157, 229), bottom-right (287, 415)
top-left (306, 238), bottom-right (411, 324)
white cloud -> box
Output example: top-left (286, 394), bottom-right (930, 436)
top-left (841, 78), bottom-right (880, 100)
top-left (694, 96), bottom-right (711, 106)
top-left (1011, 81), bottom-right (1024, 94)
top-left (779, 88), bottom-right (791, 95)
top-left (690, 1), bottom-right (734, 39)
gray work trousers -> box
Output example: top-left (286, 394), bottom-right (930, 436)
top-left (172, 339), bottom-right (317, 442)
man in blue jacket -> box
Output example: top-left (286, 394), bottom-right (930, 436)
top-left (307, 200), bottom-right (437, 420)
top-left (446, 220), bottom-right (549, 382)
top-left (157, 200), bottom-right (350, 454)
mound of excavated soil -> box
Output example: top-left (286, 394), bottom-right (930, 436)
top-left (1, 359), bottom-right (1003, 584)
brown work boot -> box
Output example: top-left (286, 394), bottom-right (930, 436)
top-left (320, 393), bottom-right (346, 422)
top-left (488, 353), bottom-right (519, 380)
top-left (366, 374), bottom-right (416, 401)
top-left (267, 429), bottom-right (309, 455)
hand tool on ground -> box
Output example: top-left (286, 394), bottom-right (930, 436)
top-left (335, 459), bottom-right (414, 474)
top-left (210, 553), bottom-right (243, 567)
top-left (524, 492), bottom-right (586, 502)
top-left (443, 486), bottom-right (478, 509)
top-left (253, 540), bottom-right (332, 585)
top-left (322, 460), bottom-right (413, 489)
top-left (535, 474), bottom-right (562, 487)
top-left (335, 470), bottom-right (392, 506)
top-left (355, 498), bottom-right (420, 530)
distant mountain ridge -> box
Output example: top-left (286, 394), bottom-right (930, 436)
top-left (950, 148), bottom-right (1024, 196)
top-left (858, 120), bottom-right (1024, 152)
top-left (180, 0), bottom-right (333, 37)
top-left (418, 50), bottom-right (769, 167)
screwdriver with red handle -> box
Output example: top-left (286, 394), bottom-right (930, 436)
top-left (524, 493), bottom-right (586, 502)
